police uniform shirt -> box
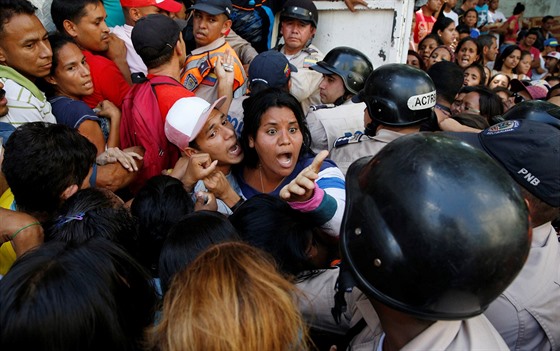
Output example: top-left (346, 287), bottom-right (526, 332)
top-left (329, 129), bottom-right (405, 176)
top-left (306, 100), bottom-right (366, 154)
top-left (279, 44), bottom-right (324, 112)
top-left (484, 221), bottom-right (560, 351)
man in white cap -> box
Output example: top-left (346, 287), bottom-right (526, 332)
top-left (165, 96), bottom-right (245, 215)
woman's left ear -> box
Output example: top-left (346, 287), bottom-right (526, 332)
top-left (248, 136), bottom-right (255, 148)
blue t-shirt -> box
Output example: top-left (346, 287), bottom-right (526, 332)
top-left (49, 96), bottom-right (110, 140)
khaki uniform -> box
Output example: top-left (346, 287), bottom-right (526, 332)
top-left (298, 268), bottom-right (510, 351)
top-left (307, 100), bottom-right (366, 154)
top-left (278, 44), bottom-right (324, 112)
top-left (485, 222), bottom-right (560, 351)
top-left (329, 129), bottom-right (405, 175)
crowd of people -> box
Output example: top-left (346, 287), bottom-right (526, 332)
top-left (0, 0), bottom-right (559, 350)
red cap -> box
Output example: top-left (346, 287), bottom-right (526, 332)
top-left (120, 0), bottom-right (182, 13)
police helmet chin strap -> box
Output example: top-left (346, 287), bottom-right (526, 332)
top-left (364, 121), bottom-right (379, 137)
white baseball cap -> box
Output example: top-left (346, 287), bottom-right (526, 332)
top-left (165, 96), bottom-right (226, 150)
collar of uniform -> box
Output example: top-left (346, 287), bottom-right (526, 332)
top-left (531, 222), bottom-right (556, 248)
top-left (372, 129), bottom-right (405, 143)
top-left (191, 36), bottom-right (227, 55)
top-left (280, 43), bottom-right (319, 60)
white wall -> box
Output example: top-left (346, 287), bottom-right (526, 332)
top-left (494, 0), bottom-right (559, 19)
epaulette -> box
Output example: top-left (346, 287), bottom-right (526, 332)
top-left (309, 103), bottom-right (335, 111)
top-left (333, 131), bottom-right (368, 148)
top-left (303, 46), bottom-right (318, 55)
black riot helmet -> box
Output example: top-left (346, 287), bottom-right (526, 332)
top-left (280, 0), bottom-right (319, 28)
top-left (353, 64), bottom-right (436, 134)
top-left (311, 46), bottom-right (374, 95)
top-left (502, 100), bottom-right (560, 128)
top-left (341, 133), bottom-right (531, 320)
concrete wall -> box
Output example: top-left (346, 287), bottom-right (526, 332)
top-left (497, 0), bottom-right (559, 19)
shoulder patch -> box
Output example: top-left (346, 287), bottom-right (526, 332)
top-left (184, 73), bottom-right (198, 91)
top-left (303, 56), bottom-right (319, 68)
top-left (333, 131), bottom-right (366, 148)
top-left (484, 120), bottom-right (519, 135)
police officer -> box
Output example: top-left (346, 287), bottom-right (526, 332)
top-left (340, 133), bottom-right (531, 349)
top-left (276, 0), bottom-right (324, 112)
top-left (450, 107), bottom-right (560, 351)
top-left (329, 63), bottom-right (436, 174)
top-left (306, 47), bottom-right (373, 154)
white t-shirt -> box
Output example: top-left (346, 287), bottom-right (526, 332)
top-left (443, 10), bottom-right (459, 26)
top-left (110, 24), bottom-right (148, 75)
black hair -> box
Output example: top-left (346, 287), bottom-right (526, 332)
top-left (241, 88), bottom-right (312, 169)
top-left (542, 15), bottom-right (553, 24)
top-left (461, 8), bottom-right (478, 27)
top-left (2, 122), bottom-right (97, 219)
top-left (130, 175), bottom-right (195, 277)
top-left (526, 28), bottom-right (540, 38)
top-left (478, 34), bottom-right (495, 50)
top-left (456, 24), bottom-right (472, 35)
top-left (455, 36), bottom-right (483, 65)
top-left (431, 16), bottom-right (455, 37)
top-left (407, 50), bottom-right (426, 71)
top-left (427, 61), bottom-right (464, 104)
top-left (546, 80), bottom-right (560, 99)
top-left (418, 33), bottom-right (443, 50)
top-left (0, 238), bottom-right (156, 351)
top-left (0, 0), bottom-right (36, 38)
top-left (464, 63), bottom-right (487, 86)
top-left (51, 0), bottom-right (103, 33)
top-left (512, 2), bottom-right (524, 15)
top-left (41, 33), bottom-right (77, 98)
top-left (492, 86), bottom-right (513, 97)
top-left (452, 112), bottom-right (490, 129)
top-left (47, 188), bottom-right (139, 256)
top-left (229, 194), bottom-right (325, 278)
top-left (493, 44), bottom-right (522, 72)
top-left (469, 85), bottom-right (504, 120)
top-left (159, 210), bottom-right (239, 294)
top-left (48, 33), bottom-right (75, 74)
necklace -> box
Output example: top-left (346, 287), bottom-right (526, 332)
top-left (258, 165), bottom-right (286, 193)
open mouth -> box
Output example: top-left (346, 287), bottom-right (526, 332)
top-left (0, 89), bottom-right (5, 100)
top-left (83, 81), bottom-right (93, 89)
top-left (277, 152), bottom-right (293, 168)
top-left (228, 143), bottom-right (242, 157)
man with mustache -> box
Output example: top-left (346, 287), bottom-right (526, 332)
top-left (275, 0), bottom-right (324, 112)
top-left (0, 0), bottom-right (56, 126)
top-left (180, 0), bottom-right (246, 103)
top-left (51, 0), bottom-right (131, 109)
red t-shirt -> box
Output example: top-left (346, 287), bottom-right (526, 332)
top-left (82, 50), bottom-right (131, 109)
top-left (414, 9), bottom-right (436, 44)
top-left (148, 74), bottom-right (195, 122)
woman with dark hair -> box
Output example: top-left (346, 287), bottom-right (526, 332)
top-left (47, 187), bottom-right (139, 256)
top-left (229, 194), bottom-right (338, 278)
top-left (43, 33), bottom-right (142, 191)
top-left (237, 88), bottom-right (345, 237)
top-left (431, 17), bottom-right (458, 49)
top-left (158, 211), bottom-right (239, 294)
top-left (455, 36), bottom-right (482, 68)
top-left (0, 239), bottom-right (157, 351)
top-left (407, 50), bottom-right (426, 70)
top-left (131, 175), bottom-right (195, 280)
top-left (515, 50), bottom-right (532, 80)
top-left (488, 72), bottom-right (511, 89)
top-left (453, 85), bottom-right (504, 123)
top-left (463, 63), bottom-right (486, 86)
top-left (504, 2), bottom-right (525, 45)
top-left (417, 33), bottom-right (443, 66)
top-left (493, 45), bottom-right (522, 79)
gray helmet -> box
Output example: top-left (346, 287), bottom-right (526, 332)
top-left (341, 133), bottom-right (531, 320)
top-left (353, 64), bottom-right (436, 128)
top-left (281, 0), bottom-right (318, 27)
top-left (311, 46), bottom-right (374, 95)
